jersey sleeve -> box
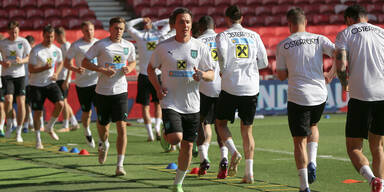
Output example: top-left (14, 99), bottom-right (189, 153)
top-left (215, 32), bottom-right (228, 73)
top-left (154, 19), bottom-right (170, 35)
top-left (66, 42), bottom-right (77, 59)
top-left (150, 46), bottom-right (161, 69)
top-left (321, 36), bottom-right (335, 57)
top-left (85, 42), bottom-right (100, 61)
top-left (29, 47), bottom-right (38, 65)
top-left (198, 44), bottom-right (214, 71)
top-left (56, 48), bottom-right (63, 63)
top-left (23, 39), bottom-right (32, 57)
top-left (275, 42), bottom-right (287, 70)
top-left (335, 30), bottom-right (347, 51)
top-left (127, 42), bottom-right (136, 62)
top-left (126, 18), bottom-right (144, 41)
top-left (255, 35), bottom-right (268, 69)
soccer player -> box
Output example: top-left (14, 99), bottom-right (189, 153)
top-left (276, 8), bottom-right (335, 192)
top-left (23, 35), bottom-right (35, 132)
top-left (65, 21), bottom-right (99, 148)
top-left (215, 5), bottom-right (268, 183)
top-left (54, 27), bottom-right (79, 133)
top-left (195, 15), bottom-right (228, 177)
top-left (127, 17), bottom-right (169, 142)
top-left (148, 8), bottom-right (214, 192)
top-left (0, 21), bottom-right (31, 142)
top-left (28, 24), bottom-right (65, 149)
top-left (0, 55), bottom-right (5, 137)
top-left (335, 5), bottom-right (384, 192)
top-left (82, 17), bottom-right (136, 176)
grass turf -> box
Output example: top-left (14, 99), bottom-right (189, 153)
top-left (0, 114), bottom-right (373, 191)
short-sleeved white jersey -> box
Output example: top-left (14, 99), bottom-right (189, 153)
top-left (335, 22), bottom-right (384, 101)
top-left (66, 38), bottom-right (99, 87)
top-left (57, 42), bottom-right (71, 81)
top-left (28, 43), bottom-right (62, 87)
top-left (159, 29), bottom-right (176, 42)
top-left (150, 37), bottom-right (214, 114)
top-left (197, 29), bottom-right (221, 98)
top-left (127, 18), bottom-right (168, 75)
top-left (276, 32), bottom-right (335, 106)
top-left (0, 37), bottom-right (31, 77)
top-left (85, 37), bottom-right (136, 95)
top-left (216, 24), bottom-right (268, 96)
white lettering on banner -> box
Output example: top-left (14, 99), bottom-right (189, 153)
top-left (276, 84), bottom-right (288, 110)
top-left (258, 85), bottom-right (275, 110)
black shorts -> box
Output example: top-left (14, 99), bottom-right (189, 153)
top-left (200, 92), bottom-right (218, 125)
top-left (25, 85), bottom-right (31, 104)
top-left (0, 87), bottom-right (4, 102)
top-left (162, 109), bottom-right (200, 142)
top-left (56, 80), bottom-right (68, 98)
top-left (346, 98), bottom-right (384, 139)
top-left (136, 74), bottom-right (160, 105)
top-left (76, 85), bottom-right (97, 112)
top-left (29, 83), bottom-right (64, 111)
top-left (216, 90), bottom-right (258, 125)
top-left (2, 76), bottom-right (26, 96)
top-left (95, 92), bottom-right (128, 126)
top-left (287, 101), bottom-right (326, 137)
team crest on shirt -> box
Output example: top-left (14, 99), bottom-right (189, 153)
top-left (8, 50), bottom-right (16, 60)
top-left (211, 48), bottom-right (218, 61)
top-left (123, 48), bottom-right (129, 55)
top-left (113, 55), bottom-right (122, 63)
top-left (18, 43), bottom-right (22, 49)
top-left (177, 60), bottom-right (186, 70)
top-left (191, 50), bottom-right (198, 59)
top-left (146, 42), bottom-right (156, 51)
top-left (53, 51), bottom-right (57, 57)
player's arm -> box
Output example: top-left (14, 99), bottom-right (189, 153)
top-left (147, 63), bottom-right (166, 99)
top-left (122, 60), bottom-right (136, 75)
top-left (64, 58), bottom-right (84, 74)
top-left (51, 60), bottom-right (63, 81)
top-left (82, 58), bottom-right (115, 77)
top-left (28, 62), bottom-right (52, 73)
top-left (126, 18), bottom-right (144, 40)
top-left (276, 70), bottom-right (288, 81)
top-left (335, 49), bottom-right (348, 90)
top-left (153, 18), bottom-right (170, 34)
top-left (16, 55), bottom-right (29, 65)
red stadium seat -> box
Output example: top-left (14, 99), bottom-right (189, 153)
top-left (245, 17), bottom-right (264, 27)
top-left (62, 8), bottom-right (79, 19)
top-left (365, 4), bottom-right (383, 14)
top-left (302, 5), bottom-right (319, 15)
top-left (15, 19), bottom-right (33, 30)
top-left (20, 0), bottom-right (37, 8)
top-left (199, 0), bottom-right (215, 6)
top-left (150, 0), bottom-right (166, 7)
top-left (265, 37), bottom-right (281, 49)
top-left (182, 1), bottom-right (198, 7)
top-left (132, 0), bottom-right (150, 8)
top-left (255, 6), bottom-right (273, 16)
top-left (79, 7), bottom-right (96, 20)
top-left (66, 18), bottom-right (82, 29)
top-left (293, 0), bottom-right (309, 5)
top-left (87, 18), bottom-right (103, 29)
top-left (214, 16), bottom-right (226, 27)
top-left (190, 7), bottom-right (209, 18)
top-left (264, 16), bottom-right (281, 26)
top-left (37, 0), bottom-right (55, 8)
top-left (55, 0), bottom-right (72, 8)
top-left (137, 7), bottom-right (157, 18)
top-left (329, 14), bottom-right (344, 24)
top-left (0, 10), bottom-right (8, 19)
top-left (312, 15), bottom-right (329, 25)
top-left (246, 0), bottom-right (261, 6)
top-left (32, 18), bottom-right (46, 29)
top-left (215, 0), bottom-right (231, 7)
top-left (230, 0), bottom-right (247, 5)
top-left (26, 8), bottom-right (44, 19)
top-left (261, 0), bottom-right (278, 5)
top-left (378, 14), bottom-right (384, 23)
top-left (9, 9), bottom-right (26, 20)
top-left (157, 7), bottom-right (173, 19)
top-left (280, 16), bottom-right (288, 25)
top-left (319, 4), bottom-right (335, 14)
top-left (72, 0), bottom-right (88, 8)
top-left (240, 7), bottom-right (253, 17)
top-left (44, 8), bottom-right (61, 19)
top-left (47, 18), bottom-right (64, 28)
top-left (272, 5), bottom-right (295, 15)
top-left (166, 0), bottom-right (182, 7)
top-left (274, 26), bottom-right (289, 36)
top-left (257, 27), bottom-right (276, 37)
top-left (0, 19), bottom-right (8, 30)
top-left (277, 0), bottom-right (292, 5)
top-left (2, 0), bottom-right (19, 9)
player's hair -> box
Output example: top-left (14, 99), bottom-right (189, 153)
top-left (198, 15), bottom-right (215, 31)
top-left (43, 24), bottom-right (54, 34)
top-left (169, 7), bottom-right (193, 25)
top-left (54, 26), bottom-right (65, 36)
top-left (344, 4), bottom-right (367, 21)
top-left (286, 7), bottom-right (306, 25)
top-left (25, 35), bottom-right (35, 44)
top-left (109, 17), bottom-right (126, 27)
top-left (81, 21), bottom-right (94, 29)
top-left (225, 5), bottom-right (242, 21)
top-left (8, 20), bottom-right (19, 30)
top-left (192, 22), bottom-right (200, 38)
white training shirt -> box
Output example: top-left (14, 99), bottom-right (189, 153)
top-left (85, 37), bottom-right (136, 96)
top-left (66, 38), bottom-right (99, 87)
top-left (57, 42), bottom-right (71, 81)
top-left (150, 37), bottom-right (214, 114)
top-left (335, 22), bottom-right (384, 101)
top-left (216, 23), bottom-right (268, 96)
top-left (29, 43), bottom-right (62, 87)
top-left (159, 29), bottom-right (176, 42)
top-left (127, 18), bottom-right (169, 75)
top-left (276, 32), bottom-right (335, 106)
top-left (197, 29), bottom-right (221, 98)
top-left (0, 37), bottom-right (31, 77)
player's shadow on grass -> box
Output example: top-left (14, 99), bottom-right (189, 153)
top-left (0, 172), bottom-right (67, 182)
top-left (0, 166), bottom-right (47, 172)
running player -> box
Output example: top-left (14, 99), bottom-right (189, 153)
top-left (0, 21), bottom-right (31, 142)
top-left (215, 5), bottom-right (268, 183)
top-left (28, 25), bottom-right (64, 149)
top-left (147, 8), bottom-right (214, 192)
top-left (0, 52), bottom-right (5, 137)
top-left (276, 8), bottom-right (335, 192)
top-left (335, 5), bottom-right (384, 192)
top-left (23, 35), bottom-right (35, 132)
top-left (65, 21), bottom-right (98, 148)
top-left (54, 27), bottom-right (79, 133)
top-left (82, 17), bottom-right (136, 176)
top-left (127, 17), bottom-right (169, 142)
top-left (195, 15), bottom-right (228, 177)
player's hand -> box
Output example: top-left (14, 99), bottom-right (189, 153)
top-left (342, 84), bottom-right (349, 92)
top-left (2, 60), bottom-right (11, 68)
top-left (46, 61), bottom-right (53, 69)
top-left (122, 66), bottom-right (130, 75)
top-left (192, 67), bottom-right (203, 81)
top-left (156, 87), bottom-right (168, 100)
top-left (50, 73), bottom-right (58, 81)
top-left (74, 67), bottom-right (85, 74)
top-left (102, 66), bottom-right (116, 77)
top-left (62, 81), bottom-right (69, 90)
top-left (15, 57), bottom-right (22, 65)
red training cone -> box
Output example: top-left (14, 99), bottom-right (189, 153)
top-left (190, 167), bottom-right (199, 174)
top-left (79, 149), bottom-right (89, 155)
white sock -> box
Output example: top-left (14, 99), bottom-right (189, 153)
top-left (117, 155), bottom-right (125, 167)
top-left (0, 119), bottom-right (4, 131)
top-left (40, 115), bottom-right (44, 129)
top-left (204, 143), bottom-right (210, 151)
top-left (245, 159), bottom-right (253, 177)
top-left (99, 139), bottom-right (110, 149)
top-left (70, 115), bottom-right (78, 126)
top-left (47, 117), bottom-right (58, 131)
top-left (154, 118), bottom-right (162, 133)
top-left (23, 122), bottom-right (28, 129)
top-left (62, 119), bottom-right (69, 128)
top-left (145, 124), bottom-right (154, 140)
top-left (224, 139), bottom-right (238, 155)
top-left (29, 112), bottom-right (33, 126)
top-left (36, 130), bottom-right (41, 143)
top-left (298, 168), bottom-right (309, 190)
top-left (220, 146), bottom-right (228, 160)
top-left (202, 143), bottom-right (209, 161)
top-left (174, 169), bottom-right (187, 185)
top-left (12, 118), bottom-right (17, 127)
top-left (360, 165), bottom-right (375, 182)
top-left (6, 118), bottom-right (12, 130)
top-left (198, 145), bottom-right (206, 163)
top-left (307, 142), bottom-right (318, 167)
top-left (84, 126), bottom-right (92, 136)
top-left (16, 125), bottom-right (22, 135)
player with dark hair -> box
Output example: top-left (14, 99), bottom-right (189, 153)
top-left (335, 4), bottom-right (384, 192)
